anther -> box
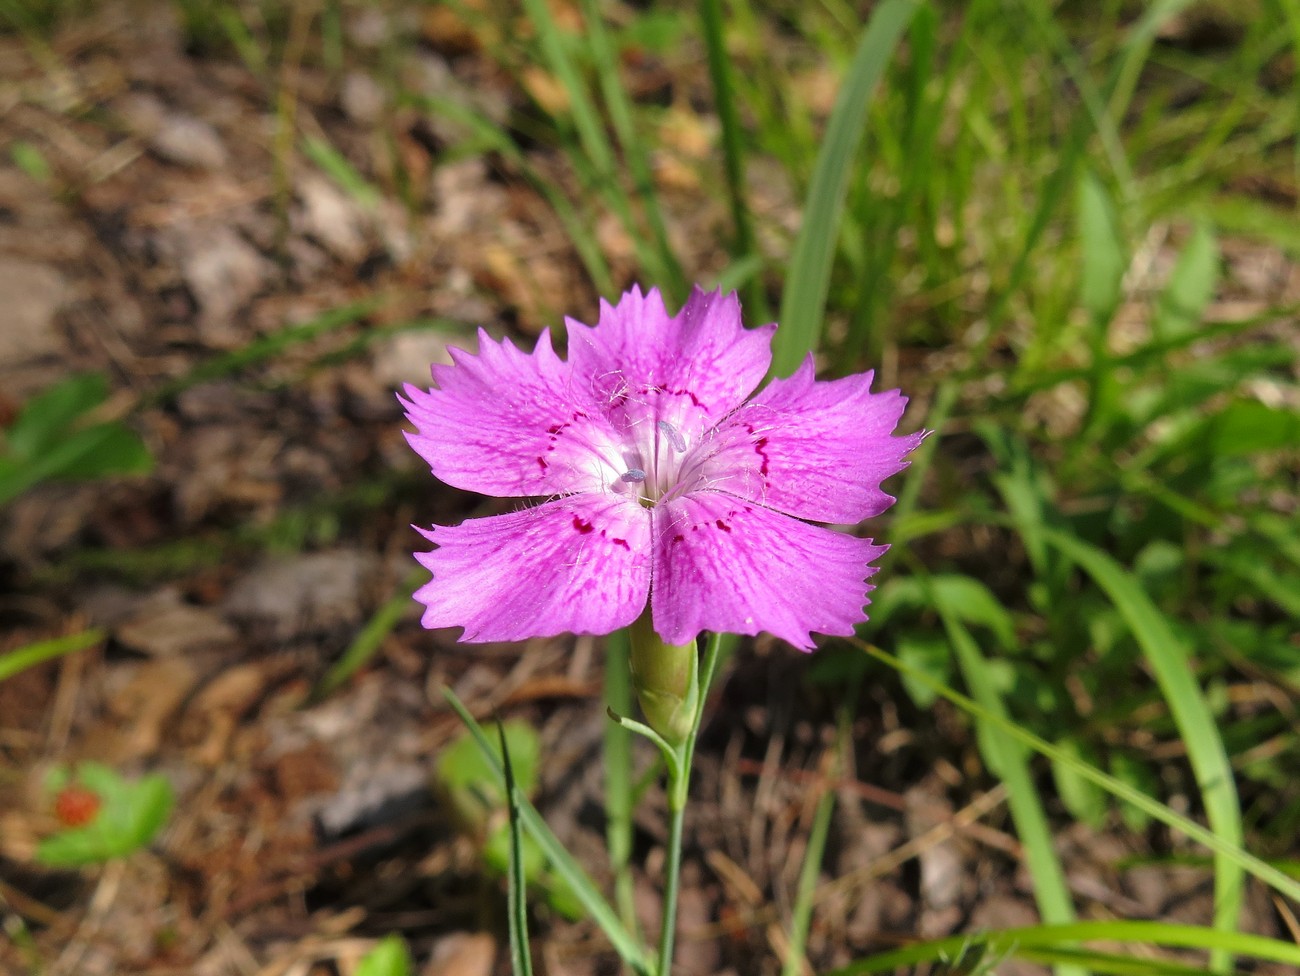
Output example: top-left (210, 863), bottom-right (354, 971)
top-left (620, 468), bottom-right (647, 483)
top-left (657, 420), bottom-right (687, 453)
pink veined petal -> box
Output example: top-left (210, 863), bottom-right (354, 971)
top-left (698, 356), bottom-right (924, 524)
top-left (414, 494), bottom-right (651, 642)
top-left (400, 328), bottom-right (624, 498)
top-left (650, 492), bottom-right (887, 651)
top-left (565, 286), bottom-right (776, 440)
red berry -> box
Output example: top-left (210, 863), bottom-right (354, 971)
top-left (54, 785), bottom-right (101, 827)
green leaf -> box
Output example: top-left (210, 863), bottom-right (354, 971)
top-left (0, 630), bottom-right (104, 683)
top-left (1077, 169), bottom-right (1126, 322)
top-left (10, 140), bottom-right (51, 184)
top-left (51, 424), bottom-right (153, 479)
top-left (301, 135), bottom-right (382, 210)
top-left (435, 720), bottom-right (540, 835)
top-left (36, 764), bottom-right (174, 866)
top-left (354, 935), bottom-right (413, 976)
top-left (1203, 400), bottom-right (1300, 457)
top-left (501, 721), bottom-right (535, 976)
top-left (1041, 530), bottom-right (1244, 963)
top-left (827, 920), bottom-right (1300, 976)
top-left (933, 602), bottom-right (1081, 959)
top-left (894, 634), bottom-right (951, 708)
top-left (1051, 739), bottom-right (1108, 830)
top-left (859, 640), bottom-right (1300, 905)
top-left (1110, 752), bottom-right (1157, 833)
top-left (441, 688), bottom-right (652, 976)
top-left (5, 373), bottom-right (109, 459)
top-left (771, 0), bottom-right (921, 376)
top-left (1153, 221), bottom-right (1218, 339)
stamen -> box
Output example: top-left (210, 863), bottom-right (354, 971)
top-left (657, 420), bottom-right (687, 453)
top-left (620, 468), bottom-right (647, 483)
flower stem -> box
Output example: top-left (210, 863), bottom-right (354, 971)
top-left (655, 631), bottom-right (724, 976)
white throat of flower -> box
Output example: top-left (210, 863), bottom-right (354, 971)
top-left (605, 419), bottom-right (705, 507)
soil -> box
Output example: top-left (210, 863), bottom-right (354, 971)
top-left (0, 4), bottom-right (1293, 975)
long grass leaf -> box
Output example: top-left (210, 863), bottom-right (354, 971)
top-left (520, 0), bottom-right (669, 287)
top-left (603, 629), bottom-right (641, 937)
top-left (442, 688), bottom-right (652, 975)
top-left (933, 600), bottom-right (1082, 976)
top-left (770, 0), bottom-right (920, 376)
top-left (826, 920), bottom-right (1300, 976)
top-left (577, 0), bottom-right (685, 301)
top-left (501, 722), bottom-right (535, 976)
top-left (1041, 529), bottom-right (1244, 970)
top-left (856, 640), bottom-right (1298, 902)
top-left (0, 630), bottom-right (105, 683)
top-left (312, 567), bottom-right (424, 700)
top-left (699, 0), bottom-right (765, 318)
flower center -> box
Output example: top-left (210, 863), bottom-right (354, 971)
top-left (606, 418), bottom-right (702, 507)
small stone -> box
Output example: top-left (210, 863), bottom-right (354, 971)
top-left (372, 329), bottom-right (457, 388)
top-left (150, 113), bottom-right (229, 170)
top-left (0, 258), bottom-right (68, 367)
top-left (294, 174), bottom-right (369, 264)
top-left (116, 590), bottom-right (236, 657)
top-left (341, 71), bottom-right (386, 125)
top-left (159, 223), bottom-right (271, 344)
top-left (224, 550), bottom-right (380, 639)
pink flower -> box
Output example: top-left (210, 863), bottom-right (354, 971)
top-left (401, 286), bottom-right (920, 650)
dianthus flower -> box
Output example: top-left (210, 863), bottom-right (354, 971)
top-left (401, 286), bottom-right (920, 650)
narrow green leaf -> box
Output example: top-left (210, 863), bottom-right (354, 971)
top-left (1051, 739), bottom-right (1109, 830)
top-left (442, 688), bottom-right (652, 976)
top-left (826, 920), bottom-right (1300, 976)
top-left (700, 0), bottom-right (765, 318)
top-left (603, 629), bottom-right (641, 937)
top-left (501, 722), bottom-right (535, 976)
top-left (0, 629), bottom-right (104, 683)
top-left (314, 567), bottom-right (424, 699)
top-left (1022, 530), bottom-right (1245, 961)
top-left (577, 0), bottom-right (685, 301)
top-left (5, 373), bottom-right (109, 458)
top-left (1077, 169), bottom-right (1126, 322)
top-left (857, 639), bottom-right (1300, 904)
top-left (933, 600), bottom-right (1081, 973)
top-left (301, 135), bottom-right (382, 210)
top-left (894, 634), bottom-right (951, 708)
top-left (354, 935), bottom-right (413, 976)
top-left (771, 0), bottom-right (920, 376)
top-left (1153, 221), bottom-right (1218, 339)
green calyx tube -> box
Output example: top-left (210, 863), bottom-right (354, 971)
top-left (627, 608), bottom-right (699, 745)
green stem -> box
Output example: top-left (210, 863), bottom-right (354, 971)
top-left (655, 631), bottom-right (724, 976)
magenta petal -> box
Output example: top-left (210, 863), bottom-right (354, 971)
top-left (400, 329), bottom-right (619, 498)
top-left (651, 492), bottom-right (886, 651)
top-left (701, 356), bottom-right (924, 524)
top-left (566, 285), bottom-right (775, 436)
top-left (415, 495), bottom-right (651, 642)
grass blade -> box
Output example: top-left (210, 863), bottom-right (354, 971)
top-left (933, 596), bottom-right (1083, 976)
top-left (826, 920), bottom-right (1300, 976)
top-left (603, 629), bottom-right (641, 938)
top-left (442, 687), bottom-right (652, 975)
top-left (699, 0), bottom-right (766, 319)
top-left (501, 721), bottom-right (535, 976)
top-left (0, 630), bottom-right (104, 683)
top-left (576, 0), bottom-right (685, 301)
top-left (770, 0), bottom-right (920, 377)
top-left (1042, 529), bottom-right (1244, 971)
top-left (312, 567), bottom-right (424, 700)
top-left (856, 640), bottom-right (1298, 903)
